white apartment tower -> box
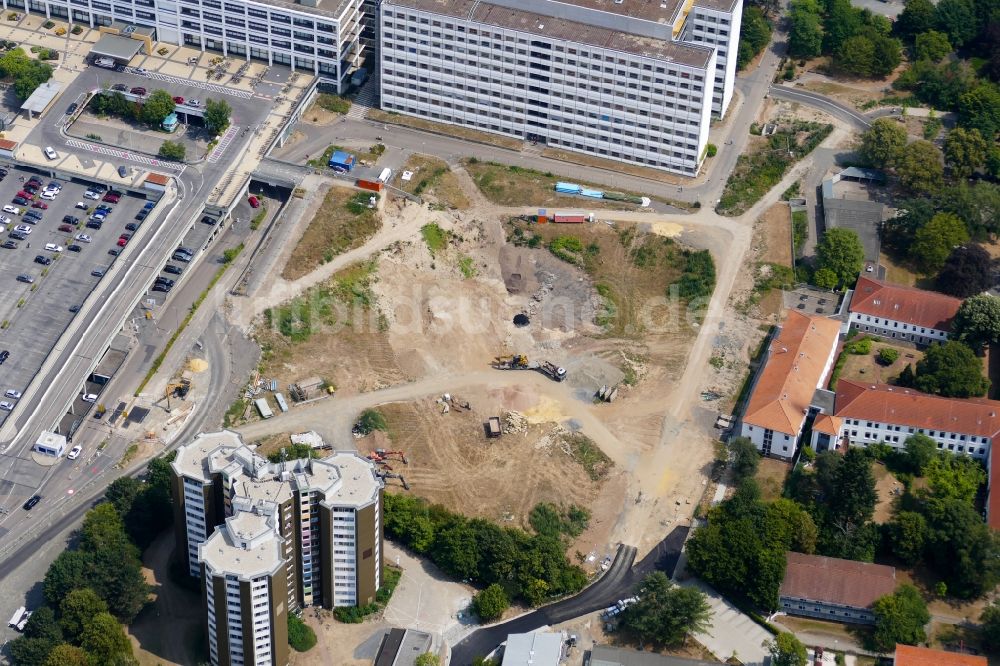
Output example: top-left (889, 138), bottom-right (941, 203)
top-left (379, 0), bottom-right (742, 176)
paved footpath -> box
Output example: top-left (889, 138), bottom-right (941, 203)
top-left (686, 581), bottom-right (771, 666)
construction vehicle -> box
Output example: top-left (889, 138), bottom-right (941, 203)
top-left (376, 471), bottom-right (409, 490)
top-left (374, 449), bottom-right (408, 464)
top-left (486, 417), bottom-right (502, 438)
top-left (164, 377), bottom-right (192, 412)
top-left (538, 361), bottom-right (567, 382)
top-left (492, 354), bottom-right (567, 381)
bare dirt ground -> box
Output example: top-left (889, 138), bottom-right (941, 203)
top-left (397, 154), bottom-right (471, 210)
top-left (872, 462), bottom-right (904, 525)
top-left (792, 59), bottom-right (906, 109)
top-left (755, 457), bottom-right (791, 502)
top-left (759, 203), bottom-right (793, 267)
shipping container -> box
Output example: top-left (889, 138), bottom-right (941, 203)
top-left (356, 179), bottom-right (384, 192)
top-left (254, 398), bottom-right (274, 419)
top-left (553, 210), bottom-right (591, 223)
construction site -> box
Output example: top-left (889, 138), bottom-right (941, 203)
top-left (233, 165), bottom-right (732, 561)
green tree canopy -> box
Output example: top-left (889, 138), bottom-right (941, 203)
top-left (924, 497), bottom-right (1000, 597)
top-left (22, 607), bottom-right (62, 644)
top-left (958, 82), bottom-right (1000, 141)
top-left (836, 35), bottom-right (877, 77)
top-left (618, 572), bottom-right (712, 646)
top-left (896, 0), bottom-right (938, 39)
top-left (204, 98), bottom-right (233, 134)
top-left (60, 587), bottom-right (108, 642)
top-left (737, 7), bottom-right (772, 69)
top-left (789, 0), bottom-right (824, 58)
top-left (80, 612), bottom-right (134, 665)
top-left (7, 636), bottom-right (56, 666)
top-left (872, 584), bottom-right (930, 652)
top-left (42, 645), bottom-right (89, 666)
top-left (871, 36), bottom-right (903, 77)
top-left (0, 48), bottom-right (53, 100)
top-left (860, 118), bottom-right (908, 168)
top-left (936, 244), bottom-right (993, 298)
top-left (158, 140), bottom-right (186, 161)
top-left (914, 29), bottom-right (953, 61)
top-left (925, 453), bottom-right (987, 502)
top-left (728, 436), bottom-right (761, 483)
top-left (904, 433), bottom-right (938, 474)
top-left (914, 340), bottom-right (990, 397)
top-left (896, 139), bottom-right (945, 193)
top-left (472, 584), bottom-right (509, 621)
top-left (945, 127), bottom-right (988, 178)
top-left (935, 0), bottom-right (978, 46)
top-left (911, 212), bottom-right (970, 274)
top-left (952, 294), bottom-right (1000, 349)
top-left (140, 89), bottom-right (176, 125)
top-left (980, 599), bottom-right (1000, 652)
top-left (887, 511), bottom-right (928, 564)
top-left (288, 614), bottom-right (317, 652)
top-left (816, 228), bottom-right (865, 288)
top-left (768, 632), bottom-right (808, 666)
top-left (43, 550), bottom-right (91, 606)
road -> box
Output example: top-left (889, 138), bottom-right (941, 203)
top-left (767, 84), bottom-right (873, 130)
top-left (448, 526), bottom-right (689, 665)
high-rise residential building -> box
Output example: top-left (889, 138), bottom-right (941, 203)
top-left (171, 431), bottom-right (383, 666)
top-left (378, 0), bottom-right (742, 176)
top-left (3, 0), bottom-right (364, 84)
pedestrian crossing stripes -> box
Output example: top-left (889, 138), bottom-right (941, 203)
top-left (124, 68), bottom-right (260, 100)
top-left (64, 139), bottom-right (187, 173)
top-left (206, 126), bottom-right (239, 164)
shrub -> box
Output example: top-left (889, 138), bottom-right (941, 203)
top-left (356, 409), bottom-right (387, 435)
top-left (878, 348), bottom-right (899, 365)
top-left (472, 584), bottom-right (509, 622)
top-left (287, 615), bottom-right (316, 652)
top-left (706, 143), bottom-right (718, 157)
top-left (847, 337), bottom-right (871, 355)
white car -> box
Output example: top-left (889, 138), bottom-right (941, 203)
top-left (43, 146), bottom-right (58, 160)
top-left (3, 389), bottom-right (21, 399)
top-left (3, 205), bottom-right (20, 214)
top-left (0, 215), bottom-right (12, 225)
top-left (84, 191), bottom-right (101, 200)
top-left (75, 233), bottom-right (92, 243)
top-left (187, 98), bottom-right (202, 107)
top-left (44, 243), bottom-right (63, 253)
top-left (75, 201), bottom-right (88, 210)
top-left (66, 445), bottom-right (83, 460)
top-left (135, 67), bottom-right (149, 76)
top-left (0, 401), bottom-right (13, 411)
top-left (14, 225), bottom-right (31, 234)
top-left (0, 224), bottom-right (4, 234)
top-left (40, 191), bottom-right (57, 201)
top-left (81, 393), bottom-right (97, 403)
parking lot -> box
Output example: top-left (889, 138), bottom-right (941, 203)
top-left (783, 287), bottom-right (845, 317)
top-left (0, 166), bottom-right (158, 426)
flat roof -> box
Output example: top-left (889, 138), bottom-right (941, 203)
top-left (387, 0), bottom-right (713, 68)
top-left (172, 430), bottom-right (244, 482)
top-left (144, 172), bottom-right (170, 185)
top-left (199, 511), bottom-right (285, 578)
top-left (20, 81), bottom-right (61, 115)
top-left (245, 0), bottom-right (355, 22)
top-left (90, 33), bottom-right (144, 61)
top-left (501, 633), bottom-right (563, 666)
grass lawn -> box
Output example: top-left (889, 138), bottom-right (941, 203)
top-left (839, 339), bottom-right (921, 386)
top-left (281, 187), bottom-right (380, 281)
top-left (879, 252), bottom-right (921, 287)
top-left (465, 160), bottom-right (648, 209)
top-left (399, 154), bottom-right (470, 209)
top-left (754, 457), bottom-right (790, 501)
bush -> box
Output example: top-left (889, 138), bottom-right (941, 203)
top-left (706, 143), bottom-right (718, 158)
top-left (287, 615), bottom-right (316, 652)
top-left (846, 337), bottom-right (871, 355)
top-left (878, 348), bottom-right (899, 365)
top-left (671, 249), bottom-right (716, 301)
top-left (356, 408), bottom-right (388, 435)
top-left (157, 140), bottom-right (186, 161)
top-left (472, 584), bottom-right (509, 621)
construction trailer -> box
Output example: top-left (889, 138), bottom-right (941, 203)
top-left (254, 398), bottom-right (274, 419)
top-left (328, 150), bottom-right (356, 172)
top-left (487, 417), bottom-right (502, 438)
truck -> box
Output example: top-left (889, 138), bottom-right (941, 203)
top-left (8, 607), bottom-right (30, 632)
top-left (491, 355), bottom-right (567, 382)
top-left (538, 361), bottom-right (567, 382)
top-left (486, 416), bottom-right (502, 438)
top-left (351, 67), bottom-right (369, 88)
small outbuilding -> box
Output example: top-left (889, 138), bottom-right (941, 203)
top-left (20, 81), bottom-right (62, 120)
top-left (89, 32), bottom-right (144, 64)
top-left (34, 431), bottom-right (67, 457)
top-left (328, 150), bottom-right (356, 172)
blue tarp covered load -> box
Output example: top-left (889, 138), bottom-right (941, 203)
top-left (581, 188), bottom-right (604, 198)
top-left (555, 182), bottom-right (582, 193)
top-left (329, 150), bottom-right (356, 171)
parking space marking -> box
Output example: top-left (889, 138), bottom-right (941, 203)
top-left (206, 126), bottom-right (239, 164)
top-left (64, 140), bottom-right (186, 174)
top-left (124, 67), bottom-right (261, 100)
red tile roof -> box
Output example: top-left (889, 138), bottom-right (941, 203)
top-left (834, 380), bottom-right (1000, 440)
top-left (894, 645), bottom-right (986, 666)
top-left (742, 312), bottom-right (841, 436)
top-left (812, 414), bottom-right (841, 435)
top-left (0, 139), bottom-right (17, 150)
top-left (850, 276), bottom-right (961, 332)
top-left (780, 552), bottom-right (896, 609)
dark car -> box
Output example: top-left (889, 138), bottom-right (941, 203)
top-left (67, 244), bottom-right (82, 253)
top-left (152, 283), bottom-right (171, 293)
top-left (1, 240), bottom-right (17, 249)
top-left (11, 196), bottom-right (28, 206)
top-left (91, 268), bottom-right (105, 278)
top-left (85, 221), bottom-right (102, 230)
top-left (62, 215), bottom-right (79, 224)
top-left (66, 102), bottom-right (78, 115)
top-left (16, 273), bottom-right (33, 283)
top-left (163, 264), bottom-right (183, 275)
top-left (125, 222), bottom-right (139, 231)
top-left (0, 350), bottom-right (8, 364)
top-left (96, 204), bottom-right (112, 213)
top-left (69, 304), bottom-right (80, 313)
top-left (108, 248), bottom-right (120, 256)
top-left (130, 87), bottom-right (146, 96)
top-left (9, 231), bottom-right (26, 241)
top-left (135, 210), bottom-right (148, 221)
top-left (117, 165), bottom-right (128, 178)
top-left (34, 255), bottom-right (51, 266)
top-left (143, 202), bottom-right (155, 210)
top-left (58, 224), bottom-right (74, 232)
top-left (172, 252), bottom-right (191, 263)
top-left (102, 192), bottom-right (121, 204)
top-left (111, 83), bottom-right (127, 91)
top-left (24, 211), bottom-right (41, 220)
top-left (155, 276), bottom-right (174, 287)
top-left (22, 495), bottom-right (41, 510)
top-left (200, 215), bottom-right (216, 225)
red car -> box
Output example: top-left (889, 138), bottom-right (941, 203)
top-left (31, 201), bottom-right (47, 209)
top-left (248, 195), bottom-right (260, 208)
top-left (117, 234), bottom-right (130, 247)
top-left (103, 192), bottom-right (121, 203)
top-left (58, 224), bottom-right (74, 232)
top-left (172, 96), bottom-right (184, 104)
top-left (130, 87), bottom-right (146, 96)
top-left (16, 190), bottom-right (31, 199)
top-left (26, 178), bottom-right (41, 187)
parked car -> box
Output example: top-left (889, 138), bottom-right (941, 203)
top-left (248, 195), bottom-right (260, 208)
top-left (13, 225), bottom-right (31, 234)
top-left (75, 201), bottom-right (88, 210)
top-left (11, 197), bottom-right (27, 206)
top-left (163, 264), bottom-right (183, 275)
top-left (4, 389), bottom-right (21, 399)
top-left (75, 233), bottom-right (92, 243)
top-left (81, 393), bottom-right (97, 403)
top-left (187, 98), bottom-right (202, 107)
top-left (65, 102), bottom-right (78, 115)
top-left (112, 83), bottom-right (127, 92)
top-left (40, 191), bottom-right (57, 201)
top-left (22, 495), bottom-right (40, 510)
top-left (44, 243), bottom-right (62, 253)
top-left (43, 146), bottom-right (58, 160)
top-left (91, 268), bottom-right (105, 277)
top-left (135, 67), bottom-right (149, 76)
top-left (172, 96), bottom-right (184, 104)
top-left (8, 232), bottom-right (26, 241)
top-left (67, 244), bottom-right (82, 253)
top-left (135, 210), bottom-right (148, 221)
top-left (117, 165), bottom-right (128, 178)
top-left (85, 220), bottom-right (102, 230)
top-left (129, 87), bottom-right (146, 96)
top-left (0, 401), bottom-right (13, 411)
top-left (31, 201), bottom-right (47, 209)
top-left (67, 445), bottom-right (82, 460)
top-left (117, 236), bottom-right (129, 247)
top-left (0, 350), bottom-right (8, 364)
top-left (33, 255), bottom-right (51, 266)
top-left (155, 276), bottom-right (174, 287)
top-left (143, 201), bottom-right (155, 210)
top-left (58, 224), bottom-right (74, 232)
top-left (108, 248), bottom-right (120, 256)
top-left (16, 273), bottom-right (34, 283)
top-left (125, 222), bottom-right (139, 231)
top-left (62, 215), bottom-right (79, 224)
top-left (96, 204), bottom-right (112, 213)
top-left (152, 283), bottom-right (171, 293)
top-left (84, 190), bottom-right (101, 200)
top-left (1, 240), bottom-right (17, 249)
top-left (200, 215), bottom-right (216, 225)
top-left (172, 252), bottom-right (191, 263)
top-left (47, 181), bottom-right (61, 191)
top-left (102, 192), bottom-right (121, 203)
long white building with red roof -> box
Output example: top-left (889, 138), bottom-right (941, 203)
top-left (848, 276), bottom-right (962, 345)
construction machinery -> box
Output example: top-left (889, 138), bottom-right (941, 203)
top-left (370, 449), bottom-right (408, 465)
top-left (492, 354), bottom-right (567, 382)
top-left (376, 471), bottom-right (410, 490)
top-left (486, 416), bottom-right (502, 438)
top-left (164, 377), bottom-right (192, 413)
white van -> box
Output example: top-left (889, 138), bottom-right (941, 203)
top-left (377, 168), bottom-right (392, 183)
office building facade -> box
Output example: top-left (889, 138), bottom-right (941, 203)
top-left (379, 0), bottom-right (741, 176)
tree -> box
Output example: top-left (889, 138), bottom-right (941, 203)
top-left (911, 212), bottom-right (970, 274)
top-left (768, 632), bottom-right (808, 666)
top-left (836, 35), bottom-right (876, 77)
top-left (22, 607), bottom-right (62, 644)
top-left (105, 477), bottom-right (143, 518)
top-left (7, 637), bottom-right (56, 666)
top-left (43, 550), bottom-right (91, 606)
top-left (815, 228), bottom-right (864, 288)
top-left (959, 83), bottom-right (1000, 141)
top-left (914, 340), bottom-right (990, 397)
top-left (878, 348), bottom-right (900, 365)
top-left (728, 436), bottom-right (760, 483)
top-left (415, 654), bottom-right (441, 666)
top-left (914, 30), bottom-right (953, 61)
top-left (952, 294), bottom-right (1000, 349)
top-left (789, 0), bottom-right (824, 58)
top-left (80, 612), bottom-right (134, 665)
top-left (923, 497), bottom-right (1000, 598)
top-left (904, 434), bottom-right (938, 474)
top-left (812, 267), bottom-right (839, 290)
top-left (887, 511), bottom-right (928, 564)
top-left (981, 599), bottom-right (1000, 652)
top-left (925, 454), bottom-right (987, 502)
top-left (936, 245), bottom-right (992, 297)
top-left (42, 645), bottom-right (89, 666)
top-left (896, 0), bottom-right (938, 40)
top-left (938, 182), bottom-right (1000, 238)
top-left (618, 572), bottom-right (712, 646)
top-left (936, 0), bottom-right (978, 47)
top-left (140, 89), bottom-right (175, 125)
top-left (896, 140), bottom-right (945, 194)
top-left (60, 588), bottom-right (108, 642)
top-left (737, 7), bottom-right (773, 70)
top-left (81, 502), bottom-right (129, 552)
top-left (287, 614), bottom-right (317, 651)
top-left (157, 140), bottom-right (186, 161)
top-left (945, 127), bottom-right (988, 177)
top-left (871, 36), bottom-right (903, 78)
top-left (356, 408), bottom-right (388, 434)
top-left (0, 48), bottom-right (53, 101)
top-left (872, 584), bottom-right (930, 652)
top-left (825, 448), bottom-right (878, 532)
top-left (204, 98), bottom-right (232, 134)
top-left (472, 584), bottom-right (509, 621)
top-left (860, 119), bottom-right (908, 167)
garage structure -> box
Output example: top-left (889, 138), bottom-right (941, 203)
top-left (89, 31), bottom-right (145, 65)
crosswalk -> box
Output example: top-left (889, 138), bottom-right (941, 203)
top-left (207, 125), bottom-right (239, 163)
top-left (124, 67), bottom-right (260, 100)
top-left (64, 139), bottom-right (187, 173)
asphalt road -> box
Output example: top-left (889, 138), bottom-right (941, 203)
top-left (448, 526), bottom-right (689, 665)
top-left (767, 84), bottom-right (873, 130)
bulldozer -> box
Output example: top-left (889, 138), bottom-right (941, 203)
top-left (492, 354), bottom-right (529, 370)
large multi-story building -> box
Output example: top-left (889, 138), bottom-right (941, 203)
top-left (379, 0), bottom-right (741, 176)
top-left (4, 0), bottom-right (363, 84)
top-left (847, 276), bottom-right (962, 345)
top-left (171, 431), bottom-right (383, 666)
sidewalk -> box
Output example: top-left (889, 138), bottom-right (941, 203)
top-left (685, 580), bottom-right (771, 666)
